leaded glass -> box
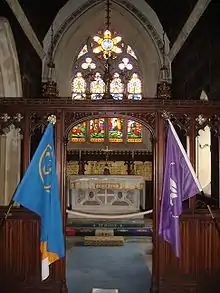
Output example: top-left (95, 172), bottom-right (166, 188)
top-left (127, 120), bottom-right (142, 142)
top-left (77, 44), bottom-right (88, 59)
top-left (71, 122), bottom-right (87, 142)
top-left (110, 73), bottom-right (124, 100)
top-left (127, 73), bottom-right (142, 100)
top-left (72, 33), bottom-right (142, 101)
top-left (90, 118), bottom-right (105, 142)
top-left (108, 118), bottom-right (123, 142)
top-left (127, 45), bottom-right (137, 60)
top-left (90, 72), bottom-right (105, 100)
top-left (71, 72), bottom-right (86, 100)
top-left (93, 30), bottom-right (122, 59)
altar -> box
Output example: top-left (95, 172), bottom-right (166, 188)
top-left (67, 175), bottom-right (146, 218)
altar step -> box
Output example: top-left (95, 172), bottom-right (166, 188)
top-left (66, 227), bottom-right (152, 237)
top-left (67, 218), bottom-right (145, 229)
top-left (84, 236), bottom-right (124, 246)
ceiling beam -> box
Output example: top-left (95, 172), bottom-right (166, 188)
top-left (5, 0), bottom-right (45, 60)
top-left (168, 0), bottom-right (212, 62)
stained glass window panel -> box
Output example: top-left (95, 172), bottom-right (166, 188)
top-left (108, 118), bottom-right (123, 142)
top-left (90, 118), bottom-right (105, 142)
top-left (71, 72), bottom-right (86, 100)
top-left (127, 73), bottom-right (142, 100)
top-left (71, 122), bottom-right (87, 142)
top-left (77, 45), bottom-right (88, 59)
top-left (127, 45), bottom-right (137, 60)
top-left (127, 120), bottom-right (142, 142)
top-left (90, 72), bottom-right (105, 100)
top-left (110, 72), bottom-right (124, 100)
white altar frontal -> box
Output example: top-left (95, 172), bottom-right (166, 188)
top-left (67, 175), bottom-right (146, 218)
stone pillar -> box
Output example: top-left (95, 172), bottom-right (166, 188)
top-left (0, 124), bottom-right (21, 205)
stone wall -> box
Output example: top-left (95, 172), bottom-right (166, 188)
top-left (172, 1), bottom-right (220, 100)
top-left (0, 125), bottom-right (21, 205)
top-left (0, 1), bottom-right (42, 97)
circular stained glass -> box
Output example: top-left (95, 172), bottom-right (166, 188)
top-left (101, 39), bottom-right (114, 51)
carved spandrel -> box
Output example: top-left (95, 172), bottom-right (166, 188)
top-left (161, 111), bottom-right (192, 135)
top-left (0, 112), bottom-right (24, 135)
top-left (209, 115), bottom-right (220, 136)
top-left (126, 112), bottom-right (156, 128)
top-left (195, 114), bottom-right (220, 136)
top-left (64, 111), bottom-right (100, 130)
top-left (29, 112), bottom-right (59, 135)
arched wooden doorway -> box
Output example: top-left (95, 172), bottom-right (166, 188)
top-left (63, 113), bottom-right (157, 292)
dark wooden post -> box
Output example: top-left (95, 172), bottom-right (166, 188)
top-left (152, 112), bottom-right (164, 293)
top-left (55, 111), bottom-right (68, 293)
top-left (211, 132), bottom-right (219, 204)
top-left (189, 118), bottom-right (196, 210)
top-left (78, 160), bottom-right (86, 175)
top-left (22, 111), bottom-right (30, 174)
top-left (124, 160), bottom-right (133, 175)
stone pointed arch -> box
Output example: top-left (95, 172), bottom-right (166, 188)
top-left (0, 17), bottom-right (22, 97)
top-left (42, 0), bottom-right (171, 97)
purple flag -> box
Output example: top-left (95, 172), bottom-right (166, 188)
top-left (159, 120), bottom-right (202, 257)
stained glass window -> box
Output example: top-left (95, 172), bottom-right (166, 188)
top-left (71, 122), bottom-right (87, 142)
top-left (90, 118), bottom-right (105, 142)
top-left (72, 34), bottom-right (142, 100)
top-left (71, 118), bottom-right (145, 144)
top-left (110, 73), bottom-right (124, 100)
top-left (77, 45), bottom-right (88, 59)
top-left (71, 72), bottom-right (86, 100)
top-left (90, 72), bottom-right (105, 100)
top-left (127, 120), bottom-right (142, 142)
top-left (108, 118), bottom-right (123, 142)
top-left (127, 45), bottom-right (137, 60)
top-left (127, 73), bottom-right (142, 100)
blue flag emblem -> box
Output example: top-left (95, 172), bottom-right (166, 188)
top-left (13, 123), bottom-right (64, 280)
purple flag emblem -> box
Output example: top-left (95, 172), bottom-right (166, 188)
top-left (159, 120), bottom-right (202, 257)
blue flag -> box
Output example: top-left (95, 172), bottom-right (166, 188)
top-left (13, 122), bottom-right (64, 280)
top-left (159, 120), bottom-right (202, 257)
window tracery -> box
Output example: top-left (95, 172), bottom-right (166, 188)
top-left (71, 32), bottom-right (142, 101)
top-left (71, 72), bottom-right (86, 100)
top-left (110, 73), bottom-right (124, 100)
top-left (127, 73), bottom-right (142, 100)
top-left (90, 72), bottom-right (105, 100)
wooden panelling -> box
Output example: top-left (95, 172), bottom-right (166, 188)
top-left (159, 210), bottom-right (220, 292)
top-left (0, 207), bottom-right (64, 293)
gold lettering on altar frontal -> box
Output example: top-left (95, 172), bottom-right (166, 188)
top-left (95, 183), bottom-right (120, 189)
top-left (66, 161), bottom-right (152, 181)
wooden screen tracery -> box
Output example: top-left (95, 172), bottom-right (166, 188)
top-left (1, 98), bottom-right (220, 293)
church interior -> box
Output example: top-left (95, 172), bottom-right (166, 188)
top-left (0, 0), bottom-right (220, 292)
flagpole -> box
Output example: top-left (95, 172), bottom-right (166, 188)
top-left (0, 115), bottom-right (57, 235)
top-left (0, 183), bottom-right (21, 234)
top-left (206, 204), bottom-right (220, 237)
top-left (0, 199), bottom-right (15, 233)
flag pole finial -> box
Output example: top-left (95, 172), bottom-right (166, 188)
top-left (47, 115), bottom-right (56, 125)
top-left (161, 110), bottom-right (171, 120)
